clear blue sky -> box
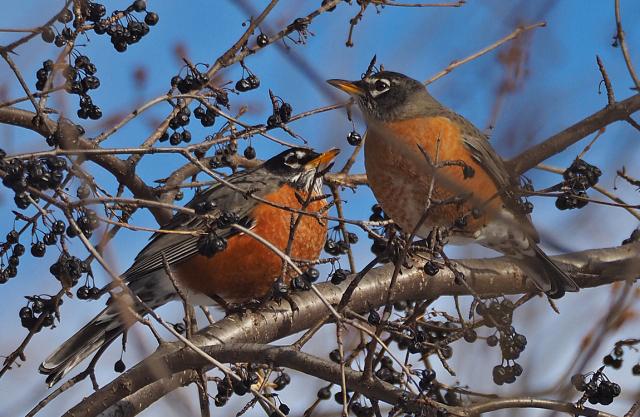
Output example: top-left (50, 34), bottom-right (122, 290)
top-left (0, 1), bottom-right (639, 416)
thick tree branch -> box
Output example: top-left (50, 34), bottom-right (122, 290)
top-left (507, 93), bottom-right (640, 175)
top-left (63, 243), bottom-right (639, 416)
top-left (462, 397), bottom-right (616, 417)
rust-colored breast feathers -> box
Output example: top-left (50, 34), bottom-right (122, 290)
top-left (174, 185), bottom-right (327, 300)
top-left (364, 116), bottom-right (503, 234)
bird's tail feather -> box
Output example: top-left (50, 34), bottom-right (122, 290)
top-left (520, 245), bottom-right (579, 299)
top-left (39, 306), bottom-right (123, 387)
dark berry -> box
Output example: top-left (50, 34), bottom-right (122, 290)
top-left (243, 145), bottom-right (256, 160)
top-left (330, 268), bottom-right (348, 285)
top-left (279, 103), bottom-right (292, 123)
top-left (257, 33), bottom-right (268, 47)
top-left (368, 309), bottom-right (381, 325)
top-left (77, 183), bottom-right (90, 199)
top-left (246, 75), bottom-right (260, 89)
top-left (169, 131), bottom-right (181, 145)
top-left (304, 267), bottom-right (320, 282)
top-left (334, 391), bottom-right (349, 405)
top-left (52, 220), bottom-right (66, 234)
top-left (13, 243), bottom-right (25, 257)
top-left (329, 349), bottom-right (341, 363)
top-left (41, 27), bottom-right (55, 43)
top-left (76, 285), bottom-right (90, 300)
top-left (278, 403), bottom-right (290, 415)
top-left (6, 230), bottom-right (19, 244)
top-left (347, 232), bottom-right (358, 244)
top-left (423, 261), bottom-right (439, 276)
top-left (633, 364), bottom-right (640, 375)
top-left (58, 9), bottom-right (73, 23)
top-left (235, 78), bottom-right (251, 92)
top-left (114, 359), bottom-right (126, 373)
top-left (347, 131), bottom-right (362, 146)
top-left (486, 335), bottom-right (499, 347)
top-left (144, 11), bottom-right (159, 25)
top-left (317, 387), bottom-right (331, 400)
top-left (132, 0), bottom-right (147, 12)
top-left (31, 242), bottom-right (46, 257)
top-left (463, 329), bottom-right (477, 343)
top-left (19, 306), bottom-right (33, 319)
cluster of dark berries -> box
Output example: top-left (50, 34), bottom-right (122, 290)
top-left (197, 232), bottom-right (227, 257)
top-left (213, 370), bottom-right (258, 406)
top-left (330, 268), bottom-right (348, 285)
top-left (374, 356), bottom-right (403, 385)
top-left (397, 321), bottom-right (456, 354)
top-left (91, 1), bottom-right (158, 52)
top-left (266, 97), bottom-right (292, 127)
top-left (19, 295), bottom-right (61, 332)
top-left (235, 73), bottom-right (260, 93)
top-left (63, 54), bottom-right (102, 120)
top-left (572, 370), bottom-right (621, 405)
top-left (170, 64), bottom-right (212, 95)
top-left (161, 102), bottom-right (192, 145)
top-left (76, 283), bottom-right (101, 300)
top-left (492, 362), bottom-right (523, 385)
top-left (208, 142), bottom-right (238, 169)
top-left (0, 230), bottom-right (26, 283)
top-left (475, 299), bottom-right (514, 328)
top-left (216, 211), bottom-right (241, 228)
top-left (50, 252), bottom-right (88, 287)
top-left (192, 104), bottom-right (218, 128)
top-left (1, 155), bottom-right (67, 209)
top-left (324, 227), bottom-right (358, 256)
top-left (603, 345), bottom-right (624, 369)
top-left (68, 209), bottom-right (100, 238)
top-left (556, 158), bottom-right (602, 210)
top-left (292, 267), bottom-right (320, 291)
top-left (347, 131), bottom-right (362, 146)
top-left (418, 368), bottom-right (437, 392)
top-left (35, 60), bottom-right (54, 91)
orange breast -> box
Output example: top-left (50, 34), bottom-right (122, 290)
top-left (364, 116), bottom-right (502, 236)
top-left (174, 185), bottom-right (327, 301)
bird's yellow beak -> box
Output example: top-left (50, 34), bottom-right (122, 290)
top-left (326, 79), bottom-right (365, 96)
top-left (307, 148), bottom-right (340, 169)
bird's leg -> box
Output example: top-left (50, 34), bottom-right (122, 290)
top-left (211, 294), bottom-right (261, 316)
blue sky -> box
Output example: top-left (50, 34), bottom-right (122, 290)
top-left (1, 1), bottom-right (639, 416)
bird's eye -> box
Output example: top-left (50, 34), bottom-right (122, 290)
top-left (374, 79), bottom-right (390, 92)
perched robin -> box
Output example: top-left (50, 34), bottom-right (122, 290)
top-left (328, 71), bottom-right (578, 298)
top-left (40, 147), bottom-right (339, 386)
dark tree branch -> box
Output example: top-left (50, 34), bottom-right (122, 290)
top-left (507, 93), bottom-right (640, 175)
top-left (62, 243), bottom-right (639, 416)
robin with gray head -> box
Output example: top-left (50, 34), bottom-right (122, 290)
top-left (328, 70), bottom-right (578, 298)
top-left (39, 147), bottom-right (339, 386)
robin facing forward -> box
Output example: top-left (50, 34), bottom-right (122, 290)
top-left (40, 147), bottom-right (339, 386)
top-left (328, 71), bottom-right (578, 298)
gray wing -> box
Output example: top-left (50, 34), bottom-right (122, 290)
top-left (122, 168), bottom-right (283, 282)
top-left (444, 112), bottom-right (540, 242)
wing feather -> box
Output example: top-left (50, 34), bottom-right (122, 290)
top-left (123, 168), bottom-right (282, 282)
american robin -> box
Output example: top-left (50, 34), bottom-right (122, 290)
top-left (40, 147), bottom-right (339, 386)
top-left (328, 71), bottom-right (578, 298)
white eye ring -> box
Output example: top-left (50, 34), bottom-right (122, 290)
top-left (370, 78), bottom-right (390, 96)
